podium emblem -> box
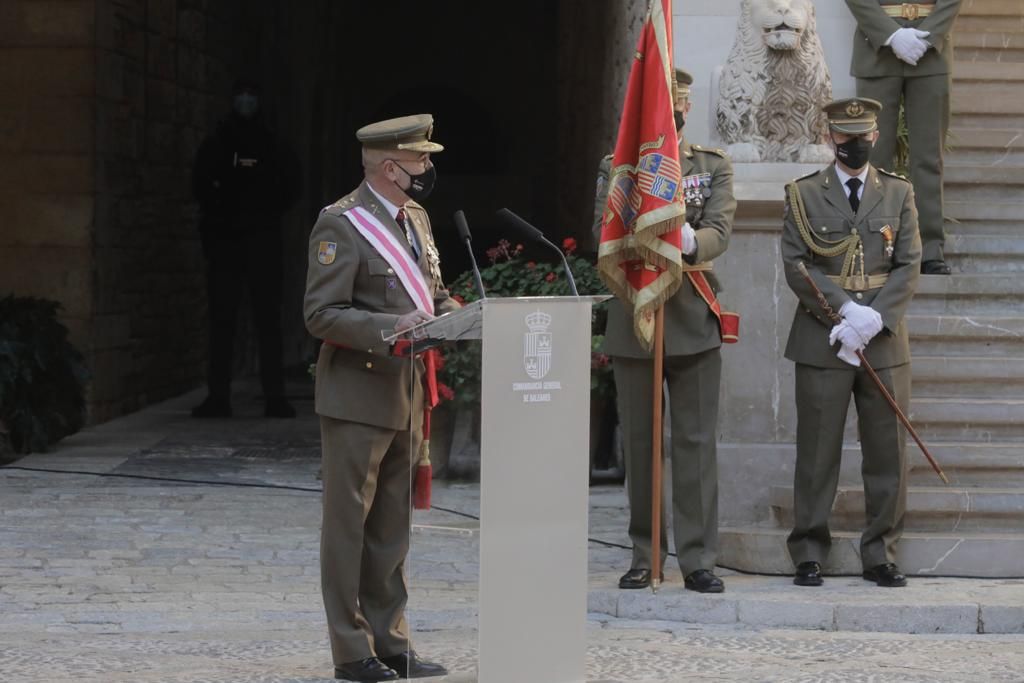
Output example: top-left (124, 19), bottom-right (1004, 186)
top-left (523, 310), bottom-right (553, 380)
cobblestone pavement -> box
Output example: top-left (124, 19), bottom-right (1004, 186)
top-left (1, 386), bottom-right (1022, 682)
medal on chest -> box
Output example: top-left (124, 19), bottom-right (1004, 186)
top-left (681, 173), bottom-right (712, 208)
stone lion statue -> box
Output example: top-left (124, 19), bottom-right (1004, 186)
top-left (716, 0), bottom-right (833, 163)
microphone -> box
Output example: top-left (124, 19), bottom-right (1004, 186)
top-left (454, 210), bottom-right (487, 300)
top-left (495, 208), bottom-right (579, 296)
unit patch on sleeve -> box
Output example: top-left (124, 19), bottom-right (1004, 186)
top-left (318, 241), bottom-right (337, 265)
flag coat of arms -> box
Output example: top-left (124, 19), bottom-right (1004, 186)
top-left (598, 0), bottom-right (684, 351)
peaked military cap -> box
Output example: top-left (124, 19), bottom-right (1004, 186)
top-left (356, 114), bottom-right (444, 153)
top-left (675, 68), bottom-right (693, 98)
top-left (822, 97), bottom-right (882, 135)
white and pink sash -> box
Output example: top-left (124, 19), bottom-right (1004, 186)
top-left (344, 206), bottom-right (434, 315)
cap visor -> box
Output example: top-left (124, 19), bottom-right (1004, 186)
top-left (829, 123), bottom-right (877, 135)
top-left (397, 141), bottom-right (444, 153)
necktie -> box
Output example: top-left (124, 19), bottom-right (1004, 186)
top-left (846, 177), bottom-right (862, 214)
top-left (395, 208), bottom-right (420, 259)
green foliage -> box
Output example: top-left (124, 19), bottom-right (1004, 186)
top-left (437, 239), bottom-right (614, 412)
top-left (895, 97), bottom-right (910, 177)
top-left (0, 296), bottom-right (89, 454)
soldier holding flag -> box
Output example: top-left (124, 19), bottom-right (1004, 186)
top-left (597, 0), bottom-right (737, 594)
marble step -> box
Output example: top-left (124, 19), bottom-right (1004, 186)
top-left (589, 574), bottom-right (1024, 634)
top-left (911, 355), bottom-right (1024, 397)
top-left (719, 526), bottom-right (1024, 578)
top-left (768, 485), bottom-right (1024, 532)
top-left (909, 397), bottom-right (1024, 442)
top-left (955, 30), bottom-right (1024, 54)
top-left (947, 126), bottom-right (1024, 151)
top-left (908, 275), bottom-right (1024, 315)
top-left (952, 85), bottom-right (1024, 115)
top-left (958, 0), bottom-right (1024, 15)
top-left (907, 442), bottom-right (1024, 485)
top-left (946, 199), bottom-right (1024, 222)
top-left (945, 162), bottom-right (1024, 185)
top-left (953, 60), bottom-right (1024, 82)
top-left (906, 314), bottom-right (1024, 357)
top-left (955, 15), bottom-right (1024, 34)
top-left (943, 217), bottom-right (1023, 235)
top-left (944, 234), bottom-right (1024, 273)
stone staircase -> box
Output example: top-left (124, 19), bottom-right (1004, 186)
top-left (721, 0), bottom-right (1024, 578)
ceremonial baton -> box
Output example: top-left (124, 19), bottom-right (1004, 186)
top-left (795, 261), bottom-right (950, 485)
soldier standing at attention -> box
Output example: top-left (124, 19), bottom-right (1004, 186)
top-left (601, 69), bottom-right (736, 594)
top-left (304, 114), bottom-right (457, 682)
top-left (191, 79), bottom-right (300, 418)
top-left (845, 0), bottom-right (963, 275)
top-left (781, 98), bottom-right (922, 589)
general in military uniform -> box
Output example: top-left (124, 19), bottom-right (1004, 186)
top-left (599, 69), bottom-right (736, 594)
top-left (304, 114), bottom-right (458, 682)
top-left (845, 0), bottom-right (963, 274)
top-left (781, 98), bottom-right (922, 589)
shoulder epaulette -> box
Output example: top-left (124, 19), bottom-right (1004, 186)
top-left (877, 167), bottom-right (910, 182)
top-left (692, 144), bottom-right (727, 158)
top-left (321, 193), bottom-right (357, 217)
top-left (791, 168), bottom-right (822, 183)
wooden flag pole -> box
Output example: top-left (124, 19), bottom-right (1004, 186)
top-left (650, 304), bottom-right (665, 594)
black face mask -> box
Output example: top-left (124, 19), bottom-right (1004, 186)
top-left (674, 110), bottom-right (685, 132)
top-left (833, 135), bottom-right (873, 170)
top-left (391, 161), bottom-right (436, 202)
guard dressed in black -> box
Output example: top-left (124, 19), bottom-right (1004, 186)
top-left (192, 79), bottom-right (300, 418)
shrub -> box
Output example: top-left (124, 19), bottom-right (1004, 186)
top-left (0, 296), bottom-right (89, 454)
top-left (437, 238), bottom-right (613, 412)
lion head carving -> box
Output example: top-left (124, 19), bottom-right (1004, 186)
top-left (716, 0), bottom-right (833, 163)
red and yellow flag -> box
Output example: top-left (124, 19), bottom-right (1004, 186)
top-left (597, 0), bottom-right (684, 350)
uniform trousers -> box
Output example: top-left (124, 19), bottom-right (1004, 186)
top-left (203, 230), bottom-right (286, 402)
top-left (319, 415), bottom-right (419, 664)
top-left (857, 74), bottom-right (950, 262)
top-left (613, 348), bottom-right (721, 576)
top-left (787, 362), bottom-right (910, 570)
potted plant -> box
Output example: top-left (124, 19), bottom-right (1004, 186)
top-left (435, 239), bottom-right (622, 481)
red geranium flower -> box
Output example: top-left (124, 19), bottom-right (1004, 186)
top-left (526, 261), bottom-right (536, 270)
top-left (562, 237), bottom-right (577, 255)
top-left (452, 294), bottom-right (465, 305)
top-left (545, 272), bottom-right (557, 282)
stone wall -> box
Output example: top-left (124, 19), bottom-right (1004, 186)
top-left (556, 0), bottom-right (648, 253)
top-left (0, 0), bottom-right (243, 424)
top-left (90, 0), bottom-right (245, 422)
top-left (0, 0), bottom-right (98, 349)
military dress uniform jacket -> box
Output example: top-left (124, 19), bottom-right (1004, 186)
top-left (304, 181), bottom-right (458, 431)
top-left (781, 164), bottom-right (922, 370)
top-left (846, 0), bottom-right (963, 77)
top-left (603, 141), bottom-right (736, 359)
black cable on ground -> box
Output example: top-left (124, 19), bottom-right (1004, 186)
top-left (1, 466), bottom-right (646, 555)
top-left (7, 465), bottom-right (1018, 579)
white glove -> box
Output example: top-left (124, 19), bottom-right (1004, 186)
top-left (830, 319), bottom-right (868, 351)
top-left (837, 343), bottom-right (862, 367)
top-left (681, 222), bottom-right (697, 256)
top-left (887, 28), bottom-right (930, 65)
top-left (840, 301), bottom-right (884, 343)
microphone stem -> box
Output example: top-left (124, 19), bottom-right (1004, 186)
top-left (542, 237), bottom-right (579, 296)
top-left (465, 240), bottom-right (487, 300)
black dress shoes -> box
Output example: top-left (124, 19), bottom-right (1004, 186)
top-left (863, 562), bottom-right (908, 587)
top-left (264, 396), bottom-right (296, 418)
top-left (794, 561), bottom-right (824, 587)
top-left (335, 657), bottom-right (398, 682)
top-left (618, 568), bottom-right (662, 589)
top-left (191, 396), bottom-right (232, 418)
top-left (379, 650), bottom-right (447, 679)
top-left (684, 569), bottom-right (725, 593)
top-left (921, 259), bottom-right (952, 275)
